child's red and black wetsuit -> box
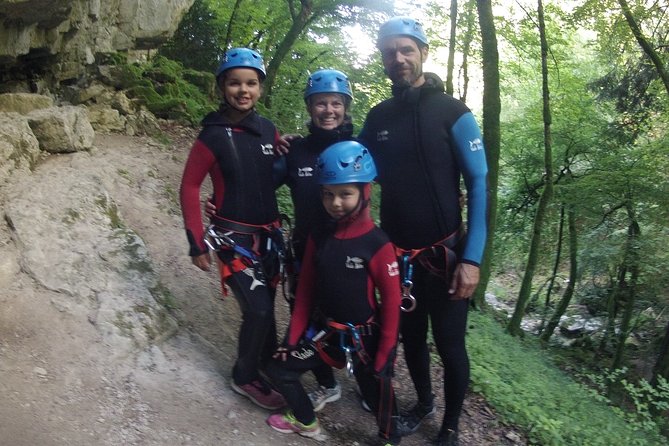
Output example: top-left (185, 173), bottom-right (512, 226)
top-left (266, 190), bottom-right (402, 443)
top-left (180, 107), bottom-right (281, 386)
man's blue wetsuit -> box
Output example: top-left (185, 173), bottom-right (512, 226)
top-left (359, 72), bottom-right (488, 434)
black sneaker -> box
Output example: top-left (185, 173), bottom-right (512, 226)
top-left (435, 429), bottom-right (459, 446)
top-left (396, 401), bottom-right (436, 436)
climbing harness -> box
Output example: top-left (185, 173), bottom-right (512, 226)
top-left (313, 319), bottom-right (375, 376)
top-left (276, 214), bottom-right (296, 307)
top-left (204, 224), bottom-right (268, 284)
top-left (399, 254), bottom-right (417, 312)
top-left (394, 225), bottom-right (466, 309)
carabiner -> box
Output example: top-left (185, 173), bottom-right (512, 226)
top-left (400, 280), bottom-right (417, 312)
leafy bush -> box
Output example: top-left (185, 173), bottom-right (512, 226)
top-left (111, 54), bottom-right (217, 125)
top-left (467, 311), bottom-right (669, 445)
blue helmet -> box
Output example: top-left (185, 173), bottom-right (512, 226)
top-left (216, 48), bottom-right (266, 80)
top-left (316, 141), bottom-right (377, 185)
top-left (377, 16), bottom-right (428, 47)
top-left (304, 69), bottom-right (353, 102)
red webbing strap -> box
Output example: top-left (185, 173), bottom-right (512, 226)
top-left (325, 320), bottom-right (373, 365)
top-left (216, 256), bottom-right (249, 297)
top-left (211, 215), bottom-right (281, 235)
top-left (314, 331), bottom-right (345, 369)
top-left (394, 225), bottom-right (464, 259)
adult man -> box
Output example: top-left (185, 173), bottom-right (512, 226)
top-left (358, 16), bottom-right (489, 446)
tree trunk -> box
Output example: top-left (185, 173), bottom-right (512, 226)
top-left (541, 206), bottom-right (577, 343)
top-left (538, 204), bottom-right (565, 333)
top-left (612, 208), bottom-right (641, 370)
top-left (473, 0), bottom-right (501, 309)
top-left (508, 0), bottom-right (554, 336)
top-left (653, 320), bottom-right (669, 386)
top-left (458, 0), bottom-right (477, 102)
top-left (262, 0), bottom-right (317, 108)
top-left (617, 0), bottom-right (669, 96)
top-left (446, 0), bottom-right (458, 96)
top-left (224, 0), bottom-right (244, 50)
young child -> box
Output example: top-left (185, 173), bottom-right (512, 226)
top-left (179, 47), bottom-right (285, 410)
top-left (265, 141), bottom-right (402, 445)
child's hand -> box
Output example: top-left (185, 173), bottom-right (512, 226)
top-left (273, 345), bottom-right (291, 362)
top-left (191, 252), bottom-right (211, 271)
top-left (276, 134), bottom-right (300, 155)
top-left (204, 197), bottom-right (216, 218)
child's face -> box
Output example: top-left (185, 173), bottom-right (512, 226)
top-left (321, 184), bottom-right (361, 220)
top-left (220, 68), bottom-right (261, 112)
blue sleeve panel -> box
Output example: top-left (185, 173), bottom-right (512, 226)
top-left (450, 112), bottom-right (489, 265)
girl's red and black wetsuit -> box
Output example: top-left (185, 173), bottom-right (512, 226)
top-left (266, 188), bottom-right (402, 443)
top-left (180, 106), bottom-right (281, 386)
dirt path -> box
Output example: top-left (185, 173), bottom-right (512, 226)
top-left (0, 124), bottom-right (524, 446)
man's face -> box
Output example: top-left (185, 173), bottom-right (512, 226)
top-left (379, 36), bottom-right (428, 87)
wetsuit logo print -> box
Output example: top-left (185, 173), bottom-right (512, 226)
top-left (469, 138), bottom-right (483, 151)
top-left (298, 167), bottom-right (314, 177)
top-left (290, 347), bottom-right (315, 360)
top-left (387, 261), bottom-right (399, 277)
top-left (376, 130), bottom-right (389, 141)
top-left (242, 267), bottom-right (265, 289)
top-left (260, 143), bottom-right (274, 155)
top-left (345, 256), bottom-right (364, 269)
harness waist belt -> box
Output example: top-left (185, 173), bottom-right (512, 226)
top-left (211, 215), bottom-right (280, 235)
top-left (326, 319), bottom-right (377, 336)
top-left (395, 225), bottom-right (465, 260)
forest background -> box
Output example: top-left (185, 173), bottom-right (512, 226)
top-left (113, 0), bottom-right (669, 444)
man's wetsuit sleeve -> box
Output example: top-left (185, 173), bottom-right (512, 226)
top-left (450, 112), bottom-right (488, 265)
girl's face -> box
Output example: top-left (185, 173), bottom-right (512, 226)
top-left (220, 68), bottom-right (262, 114)
top-left (321, 183), bottom-right (361, 220)
top-left (307, 93), bottom-right (347, 130)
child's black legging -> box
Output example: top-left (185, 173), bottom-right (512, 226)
top-left (400, 262), bottom-right (470, 433)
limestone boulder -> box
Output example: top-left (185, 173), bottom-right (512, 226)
top-left (0, 0), bottom-right (195, 87)
top-left (0, 93), bottom-right (54, 114)
top-left (0, 112), bottom-right (41, 182)
top-left (87, 104), bottom-right (127, 133)
top-left (4, 154), bottom-right (178, 355)
top-left (27, 105), bottom-right (95, 153)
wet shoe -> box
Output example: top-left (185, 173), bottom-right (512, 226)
top-left (435, 429), bottom-right (459, 446)
top-left (309, 382), bottom-right (342, 412)
top-left (231, 379), bottom-right (286, 410)
top-left (397, 401), bottom-right (436, 436)
top-left (267, 411), bottom-right (321, 438)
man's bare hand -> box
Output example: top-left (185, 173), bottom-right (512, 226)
top-left (448, 263), bottom-right (480, 300)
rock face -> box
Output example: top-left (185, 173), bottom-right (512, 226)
top-left (3, 144), bottom-right (178, 357)
top-left (0, 0), bottom-right (195, 91)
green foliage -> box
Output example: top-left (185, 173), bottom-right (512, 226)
top-left (116, 55), bottom-right (217, 124)
top-left (158, 0), bottom-right (225, 73)
top-left (579, 368), bottom-right (669, 435)
top-left (468, 311), bottom-right (669, 445)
